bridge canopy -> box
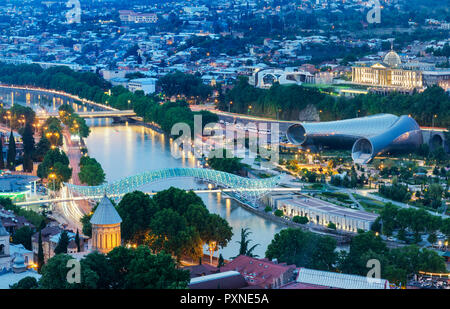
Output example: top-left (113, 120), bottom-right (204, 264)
top-left (65, 168), bottom-right (283, 205)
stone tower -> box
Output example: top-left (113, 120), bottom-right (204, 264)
top-left (90, 195), bottom-right (122, 254)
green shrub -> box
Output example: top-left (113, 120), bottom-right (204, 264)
top-left (327, 222), bottom-right (337, 230)
top-left (293, 216), bottom-right (309, 224)
top-left (274, 209), bottom-right (284, 217)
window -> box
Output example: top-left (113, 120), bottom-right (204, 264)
top-left (0, 244), bottom-right (4, 255)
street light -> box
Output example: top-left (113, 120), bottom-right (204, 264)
top-left (208, 241), bottom-right (217, 265)
top-left (49, 172), bottom-right (56, 192)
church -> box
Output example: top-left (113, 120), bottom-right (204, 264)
top-left (352, 50), bottom-right (423, 89)
top-left (0, 219), bottom-right (34, 274)
top-left (89, 195), bottom-right (122, 254)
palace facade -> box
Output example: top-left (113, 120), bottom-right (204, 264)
top-left (352, 50), bottom-right (423, 89)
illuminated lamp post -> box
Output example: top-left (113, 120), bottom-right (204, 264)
top-left (49, 172), bottom-right (56, 192)
top-left (208, 241), bottom-right (217, 265)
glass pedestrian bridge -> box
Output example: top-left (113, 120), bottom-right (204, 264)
top-left (65, 168), bottom-right (283, 205)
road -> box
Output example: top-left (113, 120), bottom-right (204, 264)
top-left (50, 128), bottom-right (91, 231)
top-left (348, 188), bottom-right (449, 218)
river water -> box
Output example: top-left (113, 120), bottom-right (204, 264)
top-left (83, 119), bottom-right (284, 259)
top-left (0, 88), bottom-right (284, 259)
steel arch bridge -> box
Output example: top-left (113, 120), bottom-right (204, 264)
top-left (65, 168), bottom-right (283, 205)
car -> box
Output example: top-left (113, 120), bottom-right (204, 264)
top-left (387, 236), bottom-right (395, 241)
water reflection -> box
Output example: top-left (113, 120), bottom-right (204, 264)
top-left (84, 118), bottom-right (283, 259)
top-left (3, 91), bottom-right (284, 259)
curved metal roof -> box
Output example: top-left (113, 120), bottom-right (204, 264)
top-left (287, 114), bottom-right (423, 164)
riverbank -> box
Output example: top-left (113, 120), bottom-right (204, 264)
top-left (225, 192), bottom-right (352, 244)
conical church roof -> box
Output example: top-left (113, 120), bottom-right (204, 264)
top-left (0, 220), bottom-right (9, 237)
top-left (90, 195), bottom-right (122, 225)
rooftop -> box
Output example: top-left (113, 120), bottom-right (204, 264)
top-left (286, 196), bottom-right (379, 221)
top-left (221, 255), bottom-right (296, 288)
top-left (0, 270), bottom-right (41, 289)
top-left (90, 195), bottom-right (122, 225)
top-left (295, 267), bottom-right (390, 289)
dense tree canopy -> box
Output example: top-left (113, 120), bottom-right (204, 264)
top-left (157, 71), bottom-right (213, 100)
top-left (265, 228), bottom-right (337, 271)
top-left (37, 246), bottom-right (190, 289)
top-left (78, 156), bottom-right (105, 186)
top-left (222, 77), bottom-right (450, 126)
top-left (37, 148), bottom-right (72, 190)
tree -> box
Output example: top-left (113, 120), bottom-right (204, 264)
top-left (116, 246), bottom-right (190, 289)
top-left (37, 149), bottom-right (72, 190)
top-left (208, 149), bottom-right (246, 175)
top-left (235, 228), bottom-right (260, 258)
top-left (9, 276), bottom-right (39, 289)
top-left (149, 208), bottom-right (193, 262)
top-left (80, 213), bottom-right (93, 237)
top-left (6, 131), bottom-right (16, 171)
top-left (39, 254), bottom-right (98, 289)
top-left (379, 203), bottom-right (398, 236)
top-left (21, 122), bottom-right (35, 172)
top-left (116, 191), bottom-right (158, 244)
top-left (75, 229), bottom-right (81, 252)
top-left (293, 216), bottom-right (309, 224)
top-left (274, 209), bottom-right (283, 217)
top-left (339, 231), bottom-right (389, 275)
top-left (78, 156), bottom-right (106, 186)
top-left (266, 228), bottom-right (337, 271)
top-left (80, 251), bottom-right (114, 289)
top-left (12, 226), bottom-right (33, 250)
top-left (202, 213), bottom-right (233, 251)
top-left (54, 230), bottom-right (69, 254)
top-left (37, 231), bottom-right (44, 273)
top-left (327, 222), bottom-right (337, 230)
top-left (34, 136), bottom-right (50, 162)
top-left (218, 254), bottom-right (225, 269)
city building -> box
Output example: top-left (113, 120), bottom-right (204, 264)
top-left (286, 114), bottom-right (423, 164)
top-left (90, 195), bottom-right (122, 254)
top-left (251, 68), bottom-right (314, 89)
top-left (0, 219), bottom-right (10, 271)
top-left (275, 195), bottom-right (379, 232)
top-left (0, 220), bottom-right (34, 273)
top-left (352, 50), bottom-right (423, 89)
top-left (0, 175), bottom-right (39, 202)
top-left (282, 267), bottom-right (391, 289)
top-left (119, 10), bottom-right (157, 24)
top-left (128, 78), bottom-right (157, 94)
top-left (0, 206), bottom-right (34, 235)
top-left (189, 271), bottom-right (248, 289)
top-left (31, 225), bottom-right (63, 263)
top-left (220, 255), bottom-right (297, 289)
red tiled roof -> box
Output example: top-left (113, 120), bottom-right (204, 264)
top-left (184, 264), bottom-right (218, 279)
top-left (221, 255), bottom-right (296, 288)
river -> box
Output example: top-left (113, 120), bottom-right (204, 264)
top-left (1, 89), bottom-right (285, 259)
top-left (83, 118), bottom-right (284, 259)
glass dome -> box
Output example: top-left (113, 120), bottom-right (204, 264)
top-left (383, 51), bottom-right (401, 67)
